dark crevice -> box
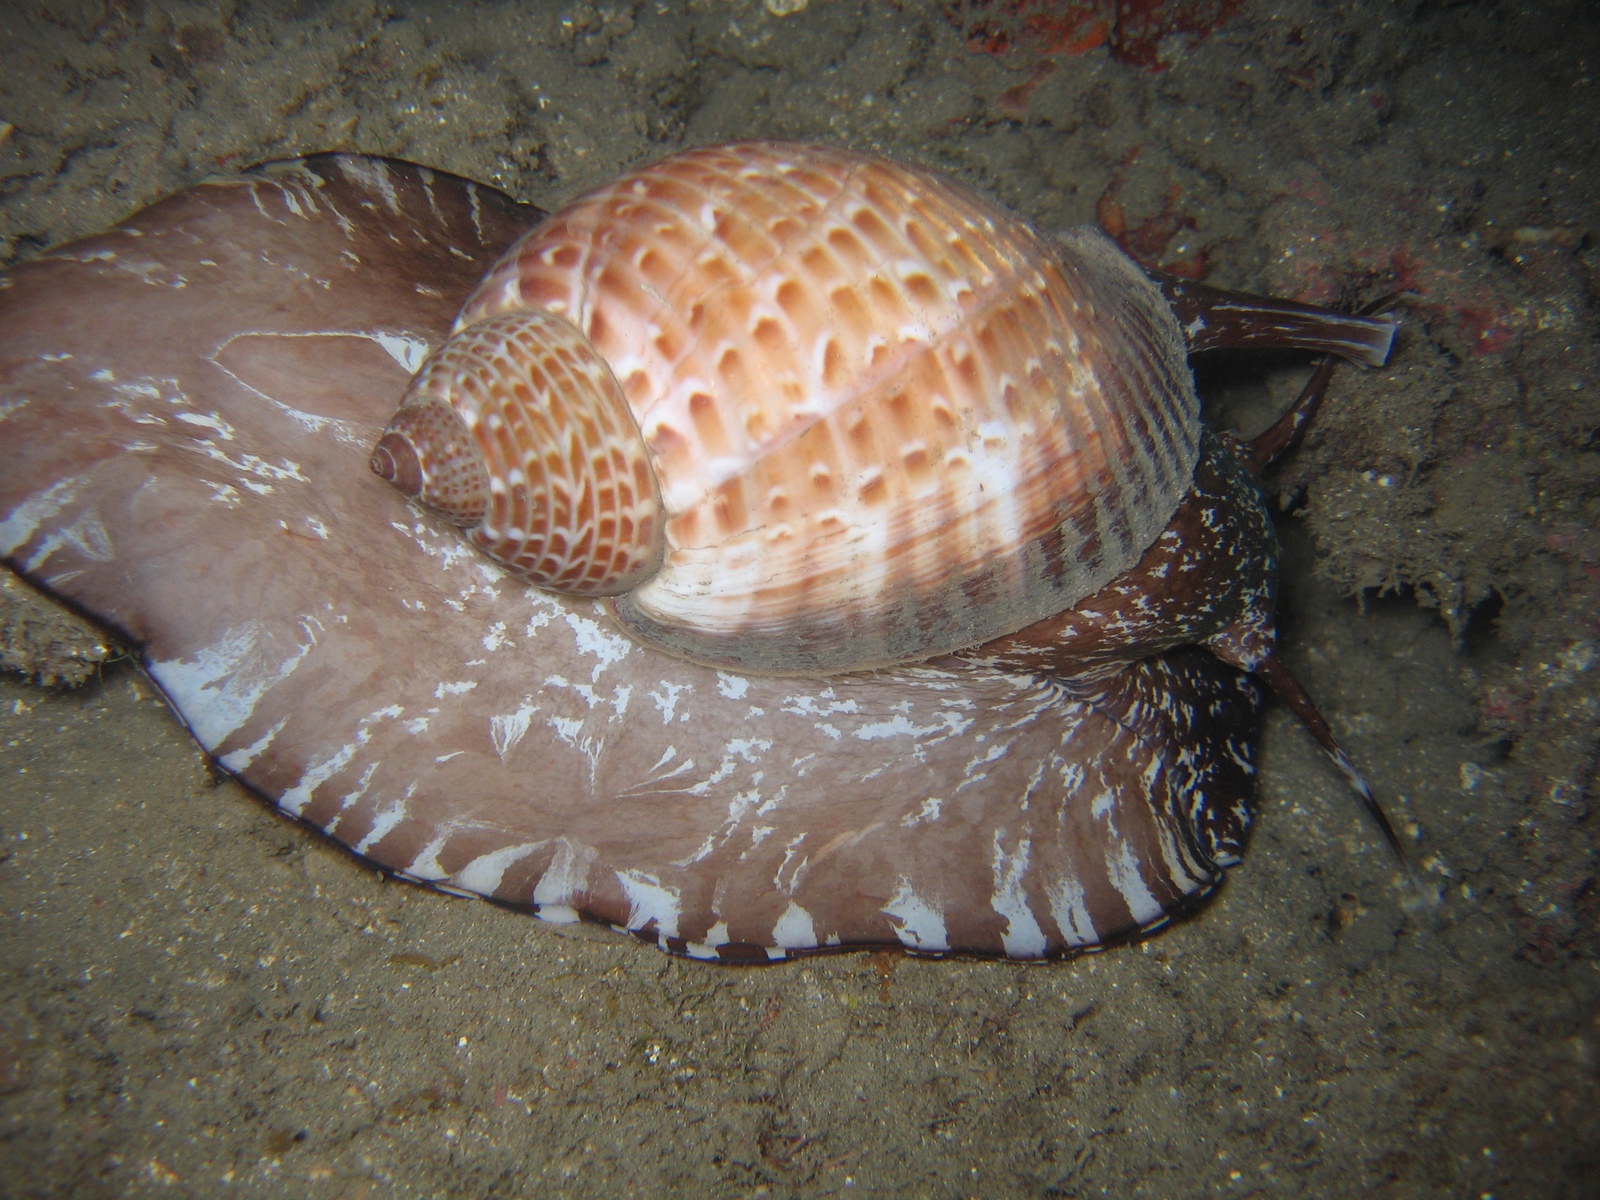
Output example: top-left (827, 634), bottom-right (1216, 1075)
top-left (1458, 589), bottom-right (1506, 659)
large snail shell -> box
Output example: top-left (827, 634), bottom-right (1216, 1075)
top-left (375, 142), bottom-right (1200, 674)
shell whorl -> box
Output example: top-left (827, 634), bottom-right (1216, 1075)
top-left (380, 141), bottom-right (1200, 674)
top-left (373, 309), bottom-right (664, 596)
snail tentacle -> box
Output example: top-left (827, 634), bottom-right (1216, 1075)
top-left (1223, 643), bottom-right (1421, 891)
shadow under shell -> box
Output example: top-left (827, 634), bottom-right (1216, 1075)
top-left (0, 154), bottom-right (1262, 961)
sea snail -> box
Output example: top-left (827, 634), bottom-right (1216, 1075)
top-left (371, 143), bottom-right (1396, 765)
top-left (0, 147), bottom-right (1411, 965)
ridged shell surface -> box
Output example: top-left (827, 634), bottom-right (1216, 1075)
top-left (459, 142), bottom-right (1200, 673)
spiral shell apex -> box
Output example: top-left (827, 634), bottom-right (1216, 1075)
top-left (373, 309), bottom-right (665, 597)
top-left (376, 141), bottom-right (1202, 674)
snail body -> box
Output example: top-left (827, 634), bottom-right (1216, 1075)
top-left (374, 142), bottom-right (1203, 674)
top-left (2, 152), bottom-right (1405, 961)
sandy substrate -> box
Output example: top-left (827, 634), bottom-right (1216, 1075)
top-left (2, 2), bottom-right (1597, 1196)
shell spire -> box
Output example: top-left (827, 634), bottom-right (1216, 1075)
top-left (372, 309), bottom-right (664, 596)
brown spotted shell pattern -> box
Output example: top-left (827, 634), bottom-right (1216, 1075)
top-left (372, 142), bottom-right (1201, 675)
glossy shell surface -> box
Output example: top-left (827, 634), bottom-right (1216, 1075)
top-left (432, 141), bottom-right (1202, 673)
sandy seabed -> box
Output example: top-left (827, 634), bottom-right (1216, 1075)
top-left (2, 2), bottom-right (1597, 1197)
